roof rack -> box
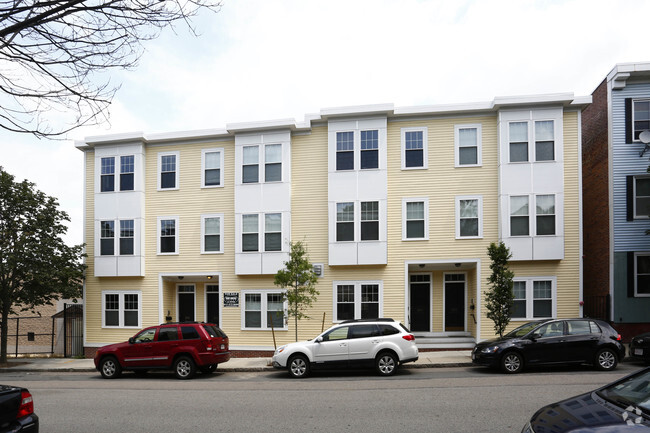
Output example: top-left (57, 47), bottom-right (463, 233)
top-left (340, 318), bottom-right (395, 324)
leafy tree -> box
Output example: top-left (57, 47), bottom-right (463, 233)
top-left (0, 0), bottom-right (222, 138)
top-left (485, 241), bottom-right (515, 338)
top-left (0, 168), bottom-right (85, 362)
top-left (273, 241), bottom-right (319, 342)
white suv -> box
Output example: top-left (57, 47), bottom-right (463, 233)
top-left (272, 318), bottom-right (419, 378)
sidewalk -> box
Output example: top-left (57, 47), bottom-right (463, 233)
top-left (0, 350), bottom-right (473, 373)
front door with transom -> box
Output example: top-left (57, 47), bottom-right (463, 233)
top-left (444, 274), bottom-right (465, 332)
top-left (177, 284), bottom-right (195, 322)
top-left (410, 274), bottom-right (431, 332)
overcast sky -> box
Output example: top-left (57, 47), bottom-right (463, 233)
top-left (1, 0), bottom-right (648, 246)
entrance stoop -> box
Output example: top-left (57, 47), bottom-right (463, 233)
top-left (413, 332), bottom-right (476, 350)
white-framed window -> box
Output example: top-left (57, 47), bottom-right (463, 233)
top-left (241, 290), bottom-right (287, 330)
top-left (635, 253), bottom-right (650, 297)
top-left (100, 220), bottom-right (114, 255)
top-left (508, 120), bottom-right (555, 163)
top-left (509, 194), bottom-right (557, 237)
top-left (201, 214), bottom-right (223, 254)
top-left (633, 176), bottom-right (650, 219)
top-left (360, 130), bottom-right (379, 169)
top-left (157, 216), bottom-right (179, 255)
top-left (509, 277), bottom-right (556, 320)
top-left (333, 281), bottom-right (382, 322)
top-left (509, 122), bottom-right (528, 162)
top-left (535, 195), bottom-right (556, 236)
top-left (401, 127), bottom-right (427, 169)
top-left (360, 201), bottom-right (379, 241)
top-left (119, 220), bottom-right (134, 255)
top-left (102, 291), bottom-right (141, 328)
top-left (100, 157), bottom-right (115, 192)
top-left (264, 144), bottom-right (282, 182)
top-left (264, 213), bottom-right (282, 251)
top-left (455, 196), bottom-right (482, 239)
top-left (336, 202), bottom-right (355, 242)
top-left (158, 152), bottom-right (179, 190)
top-left (510, 196), bottom-right (530, 236)
top-left (242, 145), bottom-right (259, 183)
top-left (240, 212), bottom-right (283, 253)
top-left (402, 198), bottom-right (428, 240)
top-left (242, 214), bottom-right (259, 252)
top-left (336, 131), bottom-right (354, 171)
top-left (455, 124), bottom-right (482, 167)
top-left (120, 155), bottom-right (135, 191)
top-left (535, 120), bottom-right (555, 161)
top-left (632, 99), bottom-right (650, 142)
top-left (202, 148), bottom-right (223, 188)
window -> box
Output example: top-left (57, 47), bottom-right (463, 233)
top-left (360, 130), bottom-right (379, 169)
top-left (360, 201), bottom-right (379, 241)
top-left (120, 155), bottom-right (134, 191)
top-left (455, 124), bottom-right (481, 167)
top-left (100, 221), bottom-right (114, 255)
top-left (510, 278), bottom-right (555, 320)
top-left (509, 122), bottom-right (528, 162)
top-left (159, 153), bottom-right (178, 190)
top-left (509, 120), bottom-right (555, 162)
top-left (456, 196), bottom-right (482, 238)
top-left (119, 220), bottom-right (134, 255)
top-left (264, 213), bottom-right (282, 251)
top-left (333, 282), bottom-right (381, 322)
top-left (103, 291), bottom-right (140, 328)
top-left (336, 202), bottom-right (354, 241)
top-left (202, 214), bottom-right (223, 253)
top-left (100, 157), bottom-right (115, 192)
top-left (242, 214), bottom-right (259, 252)
top-left (336, 132), bottom-right (354, 171)
top-left (242, 290), bottom-right (286, 330)
top-left (402, 128), bottom-right (427, 169)
top-left (403, 199), bottom-right (427, 240)
top-left (633, 99), bottom-right (650, 141)
top-left (633, 176), bottom-right (650, 219)
top-left (242, 145), bottom-right (259, 183)
top-left (202, 149), bottom-right (223, 187)
top-left (535, 121), bottom-right (554, 161)
top-left (510, 196), bottom-right (529, 236)
top-left (158, 217), bottom-right (178, 254)
top-left (265, 144), bottom-right (282, 182)
top-left (536, 195), bottom-right (555, 235)
top-left (636, 253), bottom-right (650, 296)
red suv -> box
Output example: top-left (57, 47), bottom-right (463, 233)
top-left (94, 322), bottom-right (230, 379)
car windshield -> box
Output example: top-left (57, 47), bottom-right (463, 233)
top-left (504, 321), bottom-right (544, 338)
top-left (598, 369), bottom-right (650, 415)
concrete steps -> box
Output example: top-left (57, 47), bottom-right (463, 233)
top-left (413, 332), bottom-right (476, 350)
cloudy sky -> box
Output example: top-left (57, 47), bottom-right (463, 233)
top-left (1, 0), bottom-right (648, 246)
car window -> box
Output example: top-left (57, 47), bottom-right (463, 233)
top-left (590, 321), bottom-right (602, 334)
top-left (567, 320), bottom-right (592, 335)
top-left (157, 327), bottom-right (178, 342)
top-left (180, 326), bottom-right (200, 340)
top-left (202, 324), bottom-right (226, 338)
top-left (536, 322), bottom-right (565, 337)
top-left (379, 324), bottom-right (400, 336)
top-left (323, 326), bottom-right (349, 341)
top-left (598, 369), bottom-right (650, 413)
top-left (134, 328), bottom-right (156, 343)
top-left (349, 324), bottom-right (379, 339)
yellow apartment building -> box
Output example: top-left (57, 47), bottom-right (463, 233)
top-left (76, 94), bottom-right (590, 357)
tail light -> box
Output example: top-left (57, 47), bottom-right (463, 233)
top-left (17, 391), bottom-right (34, 418)
top-left (402, 334), bottom-right (415, 342)
top-left (616, 334), bottom-right (622, 341)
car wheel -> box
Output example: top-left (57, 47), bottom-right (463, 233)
top-left (100, 357), bottom-right (122, 379)
top-left (376, 352), bottom-right (398, 376)
top-left (288, 355), bottom-right (310, 379)
top-left (174, 356), bottom-right (196, 380)
top-left (200, 364), bottom-right (217, 374)
top-left (595, 348), bottom-right (618, 371)
top-left (501, 351), bottom-right (523, 374)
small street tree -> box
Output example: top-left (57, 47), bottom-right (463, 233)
top-left (0, 168), bottom-right (85, 362)
top-left (273, 241), bottom-right (319, 342)
top-left (485, 241), bottom-right (515, 338)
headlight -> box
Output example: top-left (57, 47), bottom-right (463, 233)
top-left (481, 345), bottom-right (500, 354)
top-left (275, 345), bottom-right (286, 354)
top-left (521, 422), bottom-right (535, 433)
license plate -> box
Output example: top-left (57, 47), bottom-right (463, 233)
top-left (635, 348), bottom-right (644, 356)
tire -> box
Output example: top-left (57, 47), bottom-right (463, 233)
top-left (501, 351), bottom-right (523, 374)
top-left (595, 348), bottom-right (618, 371)
top-left (200, 364), bottom-right (217, 374)
top-left (99, 357), bottom-right (122, 379)
top-left (174, 356), bottom-right (196, 380)
top-left (376, 352), bottom-right (398, 376)
top-left (288, 355), bottom-right (310, 378)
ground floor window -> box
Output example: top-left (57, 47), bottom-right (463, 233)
top-left (241, 290), bottom-right (286, 330)
top-left (333, 281), bottom-right (382, 322)
top-left (102, 291), bottom-right (141, 328)
top-left (636, 253), bottom-right (650, 296)
top-left (510, 277), bottom-right (555, 320)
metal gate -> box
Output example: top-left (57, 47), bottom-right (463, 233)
top-left (59, 303), bottom-right (84, 357)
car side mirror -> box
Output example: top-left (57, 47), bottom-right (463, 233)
top-left (316, 336), bottom-right (323, 343)
top-left (128, 337), bottom-right (135, 344)
top-left (530, 332), bottom-right (542, 340)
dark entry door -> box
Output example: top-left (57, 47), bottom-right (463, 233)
top-left (445, 281), bottom-right (465, 331)
top-left (410, 283), bottom-right (430, 332)
top-left (178, 285), bottom-right (195, 322)
top-left (206, 284), bottom-right (220, 324)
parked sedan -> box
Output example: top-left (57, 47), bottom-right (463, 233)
top-left (522, 367), bottom-right (650, 432)
top-left (630, 332), bottom-right (650, 364)
top-left (472, 318), bottom-right (625, 373)
top-left (0, 385), bottom-right (39, 433)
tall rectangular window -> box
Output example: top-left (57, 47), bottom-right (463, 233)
top-left (100, 220), bottom-right (114, 256)
top-left (509, 122), bottom-right (528, 162)
top-left (336, 132), bottom-right (354, 171)
top-left (244, 293), bottom-right (261, 328)
top-left (159, 219), bottom-right (176, 254)
top-left (336, 285), bottom-right (355, 321)
top-left (265, 144), bottom-right (282, 182)
top-left (242, 146), bottom-right (259, 183)
top-left (204, 150), bottom-right (222, 187)
top-left (405, 201), bottom-right (425, 239)
top-left (511, 281), bottom-right (526, 318)
top-left (536, 195), bottom-right (556, 235)
top-left (636, 254), bottom-right (650, 296)
top-left (533, 281), bottom-right (552, 318)
top-left (123, 294), bottom-right (139, 327)
top-left (104, 294), bottom-right (119, 326)
top-left (100, 157), bottom-right (115, 192)
top-left (264, 213), bottom-right (282, 251)
top-left (242, 214), bottom-right (259, 252)
top-left (633, 99), bottom-right (650, 141)
top-left (120, 155), bottom-right (134, 191)
top-left (456, 126), bottom-right (479, 166)
top-left (360, 284), bottom-right (379, 319)
top-left (404, 130), bottom-right (424, 168)
top-left (336, 202), bottom-right (354, 241)
top-left (510, 196), bottom-right (529, 236)
top-left (634, 176), bottom-right (650, 219)
top-left (267, 293), bottom-right (284, 328)
top-left (535, 121), bottom-right (555, 161)
top-left (360, 201), bottom-right (379, 241)
top-left (103, 291), bottom-right (140, 328)
top-left (160, 154), bottom-right (177, 189)
top-left (458, 198), bottom-right (479, 237)
top-left (360, 130), bottom-right (379, 169)
top-left (119, 220), bottom-right (134, 255)
top-left (203, 216), bottom-right (222, 253)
